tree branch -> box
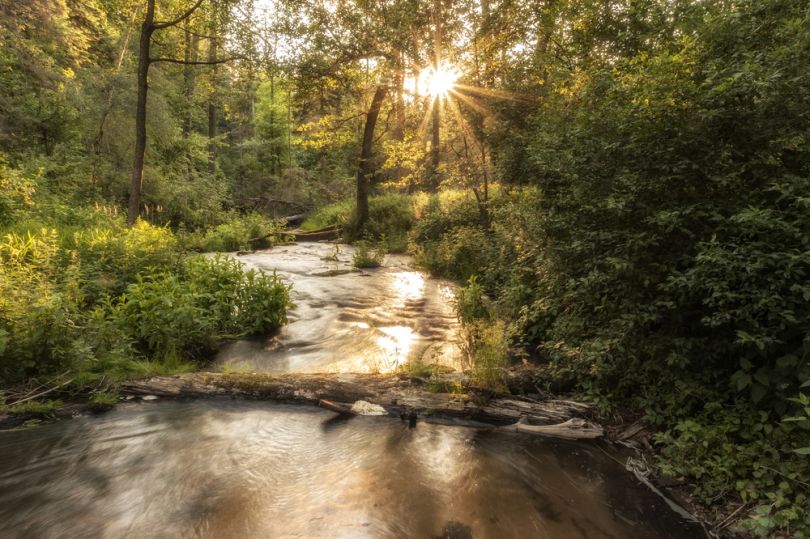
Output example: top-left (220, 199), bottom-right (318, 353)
top-left (153, 0), bottom-right (206, 29)
top-left (150, 56), bottom-right (244, 65)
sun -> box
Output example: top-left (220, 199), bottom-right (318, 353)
top-left (418, 62), bottom-right (460, 98)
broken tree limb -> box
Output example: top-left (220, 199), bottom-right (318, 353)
top-left (506, 417), bottom-right (605, 440)
top-left (318, 399), bottom-right (355, 415)
top-left (121, 372), bottom-right (603, 439)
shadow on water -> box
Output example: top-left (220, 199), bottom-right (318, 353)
top-left (0, 400), bottom-right (705, 538)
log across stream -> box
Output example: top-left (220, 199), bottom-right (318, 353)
top-left (123, 372), bottom-right (605, 440)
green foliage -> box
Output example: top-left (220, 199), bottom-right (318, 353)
top-left (455, 276), bottom-right (491, 324)
top-left (410, 189), bottom-right (505, 282)
top-left (0, 159), bottom-right (36, 224)
top-left (111, 255), bottom-right (290, 361)
top-left (303, 193), bottom-right (416, 252)
top-left (0, 211), bottom-right (291, 384)
top-left (454, 277), bottom-right (509, 393)
top-left (0, 399), bottom-right (63, 416)
top-left (180, 213), bottom-right (285, 252)
top-left (656, 401), bottom-right (810, 537)
top-left (352, 238), bottom-right (386, 268)
top-left (88, 390), bottom-right (118, 408)
top-left (301, 199), bottom-right (354, 231)
top-left (478, 0), bottom-right (810, 532)
top-left (462, 320), bottom-right (509, 393)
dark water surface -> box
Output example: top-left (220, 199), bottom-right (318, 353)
top-left (0, 400), bottom-right (702, 538)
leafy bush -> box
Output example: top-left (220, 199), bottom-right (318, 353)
top-left (0, 157), bottom-right (35, 224)
top-left (454, 277), bottom-right (509, 392)
top-left (0, 215), bottom-right (292, 384)
top-left (180, 212), bottom-right (285, 252)
top-left (0, 228), bottom-right (83, 380)
top-left (352, 238), bottom-right (386, 268)
top-left (303, 193), bottom-right (416, 252)
top-left (112, 256), bottom-right (290, 361)
top-left (455, 276), bottom-right (491, 324)
top-left (484, 0), bottom-right (810, 532)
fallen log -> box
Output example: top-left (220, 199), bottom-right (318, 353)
top-left (282, 213), bottom-right (307, 226)
top-left (280, 224), bottom-right (342, 242)
top-left (122, 372), bottom-right (603, 439)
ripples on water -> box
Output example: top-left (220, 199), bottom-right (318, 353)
top-left (215, 243), bottom-right (463, 374)
top-left (0, 401), bottom-right (702, 538)
top-left (0, 245), bottom-right (703, 537)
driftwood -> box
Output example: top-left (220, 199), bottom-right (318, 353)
top-left (282, 213), bottom-right (307, 226)
top-left (318, 399), bottom-right (354, 415)
top-left (503, 417), bottom-right (604, 440)
top-left (7, 378), bottom-right (74, 406)
top-left (122, 372), bottom-right (603, 439)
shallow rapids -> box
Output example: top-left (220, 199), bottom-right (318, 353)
top-left (216, 243), bottom-right (463, 373)
top-left (0, 400), bottom-right (702, 538)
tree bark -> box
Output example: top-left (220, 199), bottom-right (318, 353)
top-left (207, 7), bottom-right (219, 174)
top-left (122, 372), bottom-right (603, 439)
top-left (430, 95), bottom-right (441, 190)
top-left (127, 0), bottom-right (155, 226)
top-left (182, 18), bottom-right (199, 137)
top-left (355, 85), bottom-right (388, 231)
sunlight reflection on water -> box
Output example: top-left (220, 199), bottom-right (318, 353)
top-left (215, 244), bottom-right (463, 374)
top-left (376, 325), bottom-right (416, 370)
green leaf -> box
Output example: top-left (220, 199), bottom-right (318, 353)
top-left (751, 383), bottom-right (768, 403)
top-left (793, 447), bottom-right (810, 455)
top-left (734, 371), bottom-right (752, 391)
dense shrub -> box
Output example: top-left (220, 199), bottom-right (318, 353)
top-left (0, 213), bottom-right (292, 384)
top-left (483, 0), bottom-right (810, 533)
top-left (351, 238), bottom-right (386, 268)
top-left (454, 277), bottom-right (508, 392)
top-left (112, 256), bottom-right (290, 360)
top-left (180, 212), bottom-right (285, 252)
top-left (302, 193), bottom-right (416, 252)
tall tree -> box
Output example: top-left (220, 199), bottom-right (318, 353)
top-left (355, 85), bottom-right (388, 230)
top-left (127, 0), bottom-right (236, 225)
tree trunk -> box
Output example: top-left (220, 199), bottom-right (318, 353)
top-left (429, 0), bottom-right (442, 191)
top-left (430, 95), bottom-right (441, 190)
top-left (355, 85), bottom-right (388, 231)
top-left (182, 18), bottom-right (198, 137)
top-left (207, 15), bottom-right (219, 175)
top-left (127, 0), bottom-right (155, 226)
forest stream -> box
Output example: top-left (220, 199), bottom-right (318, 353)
top-left (0, 244), bottom-right (705, 538)
top-left (215, 242), bottom-right (464, 374)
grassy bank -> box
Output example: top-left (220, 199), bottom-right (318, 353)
top-left (0, 201), bottom-right (292, 412)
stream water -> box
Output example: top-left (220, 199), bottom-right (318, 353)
top-left (215, 243), bottom-right (463, 373)
top-left (0, 244), bottom-right (705, 538)
top-left (0, 401), bottom-right (702, 538)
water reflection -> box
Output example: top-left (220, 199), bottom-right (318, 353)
top-left (390, 271), bottom-right (425, 306)
top-left (0, 401), bottom-right (704, 539)
top-left (376, 325), bottom-right (416, 370)
top-left (215, 243), bottom-right (463, 374)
